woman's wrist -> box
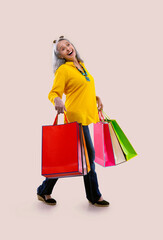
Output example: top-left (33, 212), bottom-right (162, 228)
top-left (54, 97), bottom-right (61, 103)
top-left (96, 96), bottom-right (103, 111)
top-left (96, 96), bottom-right (99, 101)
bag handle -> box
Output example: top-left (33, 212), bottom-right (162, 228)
top-left (98, 110), bottom-right (105, 122)
top-left (53, 111), bottom-right (69, 125)
top-left (98, 110), bottom-right (111, 122)
top-left (101, 110), bottom-right (111, 120)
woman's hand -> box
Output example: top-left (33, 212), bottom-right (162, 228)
top-left (54, 97), bottom-right (67, 114)
top-left (96, 96), bottom-right (103, 111)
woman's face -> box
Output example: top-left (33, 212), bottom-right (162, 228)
top-left (57, 40), bottom-right (77, 61)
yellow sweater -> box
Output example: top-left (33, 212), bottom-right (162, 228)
top-left (48, 61), bottom-right (100, 125)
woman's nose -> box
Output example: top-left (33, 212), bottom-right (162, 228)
top-left (66, 47), bottom-right (71, 52)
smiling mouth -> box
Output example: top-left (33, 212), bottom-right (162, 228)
top-left (68, 50), bottom-right (73, 55)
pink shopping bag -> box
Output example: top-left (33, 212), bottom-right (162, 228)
top-left (93, 111), bottom-right (126, 167)
top-left (94, 122), bottom-right (115, 167)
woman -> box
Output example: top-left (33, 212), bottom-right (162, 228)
top-left (37, 36), bottom-right (109, 207)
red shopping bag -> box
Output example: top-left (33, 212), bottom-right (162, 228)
top-left (41, 113), bottom-right (90, 178)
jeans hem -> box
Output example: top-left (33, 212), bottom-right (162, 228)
top-left (87, 193), bottom-right (102, 204)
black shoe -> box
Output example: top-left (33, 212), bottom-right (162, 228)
top-left (88, 199), bottom-right (110, 207)
top-left (94, 199), bottom-right (110, 207)
top-left (37, 194), bottom-right (57, 205)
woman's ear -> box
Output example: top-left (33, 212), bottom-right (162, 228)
top-left (58, 53), bottom-right (63, 59)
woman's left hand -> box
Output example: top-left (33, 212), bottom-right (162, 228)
top-left (96, 96), bottom-right (103, 111)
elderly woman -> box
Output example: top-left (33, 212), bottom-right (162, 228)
top-left (37, 36), bottom-right (109, 207)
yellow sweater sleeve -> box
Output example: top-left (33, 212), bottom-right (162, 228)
top-left (48, 65), bottom-right (67, 106)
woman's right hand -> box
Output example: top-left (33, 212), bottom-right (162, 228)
top-left (54, 97), bottom-right (67, 114)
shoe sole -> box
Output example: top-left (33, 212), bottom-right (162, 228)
top-left (94, 203), bottom-right (110, 207)
top-left (89, 201), bottom-right (110, 207)
top-left (37, 195), bottom-right (56, 205)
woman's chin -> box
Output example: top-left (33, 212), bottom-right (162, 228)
top-left (66, 56), bottom-right (75, 61)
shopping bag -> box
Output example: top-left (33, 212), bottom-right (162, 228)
top-left (41, 113), bottom-right (90, 178)
top-left (102, 110), bottom-right (138, 161)
top-left (93, 110), bottom-right (137, 167)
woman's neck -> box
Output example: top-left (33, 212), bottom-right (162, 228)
top-left (73, 58), bottom-right (79, 65)
top-left (66, 58), bottom-right (79, 65)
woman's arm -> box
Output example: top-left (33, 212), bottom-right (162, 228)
top-left (96, 96), bottom-right (103, 111)
top-left (48, 66), bottom-right (67, 114)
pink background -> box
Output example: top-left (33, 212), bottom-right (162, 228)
top-left (1, 0), bottom-right (162, 239)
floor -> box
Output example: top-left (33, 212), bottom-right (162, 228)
top-left (1, 154), bottom-right (162, 240)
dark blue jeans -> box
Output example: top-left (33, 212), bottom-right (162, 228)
top-left (37, 125), bottom-right (102, 204)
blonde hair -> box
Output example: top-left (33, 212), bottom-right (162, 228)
top-left (52, 36), bottom-right (84, 73)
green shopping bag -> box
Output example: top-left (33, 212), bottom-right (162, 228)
top-left (101, 110), bottom-right (138, 161)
